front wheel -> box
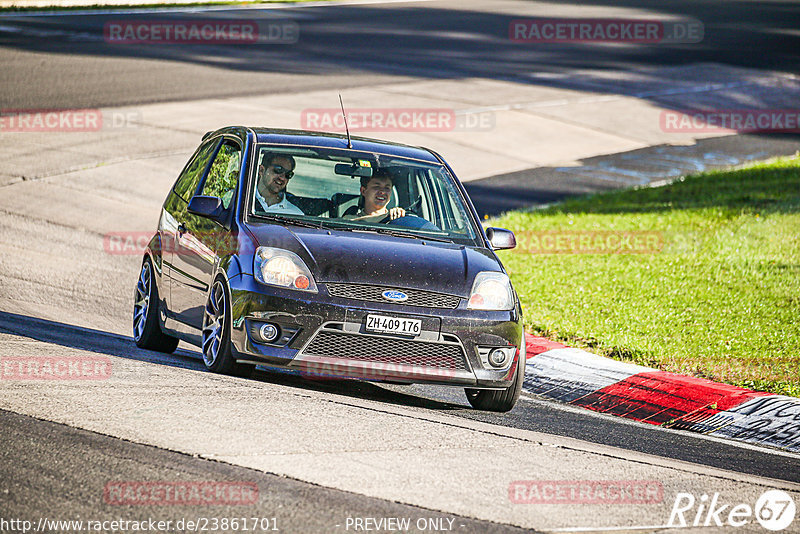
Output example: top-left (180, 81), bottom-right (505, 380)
top-left (202, 278), bottom-right (252, 378)
top-left (465, 356), bottom-right (525, 412)
top-left (133, 257), bottom-right (179, 353)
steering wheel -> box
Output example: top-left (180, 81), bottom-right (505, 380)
top-left (405, 196), bottom-right (423, 216)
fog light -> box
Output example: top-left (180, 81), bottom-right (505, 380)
top-left (259, 323), bottom-right (280, 343)
top-left (488, 348), bottom-right (510, 368)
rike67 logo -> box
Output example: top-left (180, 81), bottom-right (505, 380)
top-left (668, 490), bottom-right (796, 531)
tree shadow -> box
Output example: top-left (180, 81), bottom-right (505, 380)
top-left (466, 134), bottom-right (800, 218)
top-left (1, 0), bottom-right (798, 111)
top-left (551, 154), bottom-right (800, 215)
top-left (0, 310), bottom-right (463, 411)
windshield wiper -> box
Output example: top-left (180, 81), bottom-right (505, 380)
top-left (361, 226), bottom-right (452, 243)
top-left (252, 213), bottom-right (323, 229)
top-left (253, 214), bottom-right (452, 242)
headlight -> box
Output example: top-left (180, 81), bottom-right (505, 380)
top-left (253, 247), bottom-right (318, 292)
top-left (467, 272), bottom-right (514, 310)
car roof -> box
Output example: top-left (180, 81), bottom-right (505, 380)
top-left (239, 127), bottom-right (441, 163)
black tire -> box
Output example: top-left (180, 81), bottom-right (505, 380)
top-left (202, 277), bottom-right (253, 378)
top-left (133, 257), bottom-right (179, 353)
top-left (465, 356), bottom-right (525, 412)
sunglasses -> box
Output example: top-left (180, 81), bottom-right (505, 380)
top-left (266, 164), bottom-right (294, 179)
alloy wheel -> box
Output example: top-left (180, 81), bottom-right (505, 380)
top-left (202, 280), bottom-right (226, 367)
top-left (133, 262), bottom-right (151, 342)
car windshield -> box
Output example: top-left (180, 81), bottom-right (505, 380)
top-left (247, 144), bottom-right (480, 245)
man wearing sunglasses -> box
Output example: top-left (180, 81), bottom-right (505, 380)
top-left (254, 153), bottom-right (303, 215)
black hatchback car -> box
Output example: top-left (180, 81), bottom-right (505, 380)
top-left (134, 127), bottom-right (525, 411)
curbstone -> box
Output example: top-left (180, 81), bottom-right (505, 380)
top-left (523, 333), bottom-right (800, 452)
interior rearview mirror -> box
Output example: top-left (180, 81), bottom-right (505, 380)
top-left (335, 162), bottom-right (373, 178)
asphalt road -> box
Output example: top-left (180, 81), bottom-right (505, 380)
top-left (3, 309), bottom-right (799, 486)
top-left (2, 0), bottom-right (800, 531)
top-left (0, 409), bottom-right (528, 534)
top-left (465, 133), bottom-right (800, 217)
top-left (3, 0), bottom-right (799, 209)
top-left (0, 0), bottom-right (799, 109)
top-left (2, 311), bottom-right (799, 532)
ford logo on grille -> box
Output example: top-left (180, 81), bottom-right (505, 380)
top-left (382, 290), bottom-right (408, 302)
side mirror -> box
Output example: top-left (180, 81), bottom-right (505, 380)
top-left (187, 195), bottom-right (224, 221)
top-left (485, 227), bottom-right (516, 250)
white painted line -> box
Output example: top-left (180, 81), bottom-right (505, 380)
top-left (550, 525), bottom-right (674, 532)
top-left (0, 0), bottom-right (436, 18)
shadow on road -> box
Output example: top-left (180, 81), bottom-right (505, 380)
top-left (465, 134), bottom-right (800, 218)
top-left (1, 1), bottom-right (798, 111)
top-left (2, 312), bottom-right (799, 483)
top-left (0, 310), bottom-right (464, 411)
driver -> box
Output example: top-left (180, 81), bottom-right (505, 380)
top-left (345, 169), bottom-right (405, 223)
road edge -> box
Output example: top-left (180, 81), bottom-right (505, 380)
top-left (523, 334), bottom-right (800, 454)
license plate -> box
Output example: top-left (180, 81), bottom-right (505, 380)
top-left (365, 314), bottom-right (422, 337)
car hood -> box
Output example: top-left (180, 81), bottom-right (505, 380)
top-left (245, 224), bottom-right (502, 296)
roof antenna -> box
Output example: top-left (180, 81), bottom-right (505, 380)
top-left (339, 94), bottom-right (352, 149)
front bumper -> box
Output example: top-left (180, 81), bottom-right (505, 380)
top-left (228, 274), bottom-right (524, 388)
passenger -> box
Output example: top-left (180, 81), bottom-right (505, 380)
top-left (344, 169), bottom-right (405, 223)
top-left (254, 153), bottom-right (303, 215)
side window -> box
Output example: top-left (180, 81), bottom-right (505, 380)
top-left (201, 140), bottom-right (242, 210)
top-left (174, 138), bottom-right (219, 202)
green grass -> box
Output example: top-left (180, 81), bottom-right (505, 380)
top-left (0, 0), bottom-right (334, 13)
top-left (494, 156), bottom-right (800, 397)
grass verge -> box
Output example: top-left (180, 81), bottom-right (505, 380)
top-left (495, 156), bottom-right (800, 397)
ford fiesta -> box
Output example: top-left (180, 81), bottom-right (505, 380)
top-left (133, 127), bottom-right (525, 411)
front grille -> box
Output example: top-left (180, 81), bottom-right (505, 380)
top-left (326, 283), bottom-right (461, 309)
top-left (302, 330), bottom-right (468, 370)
